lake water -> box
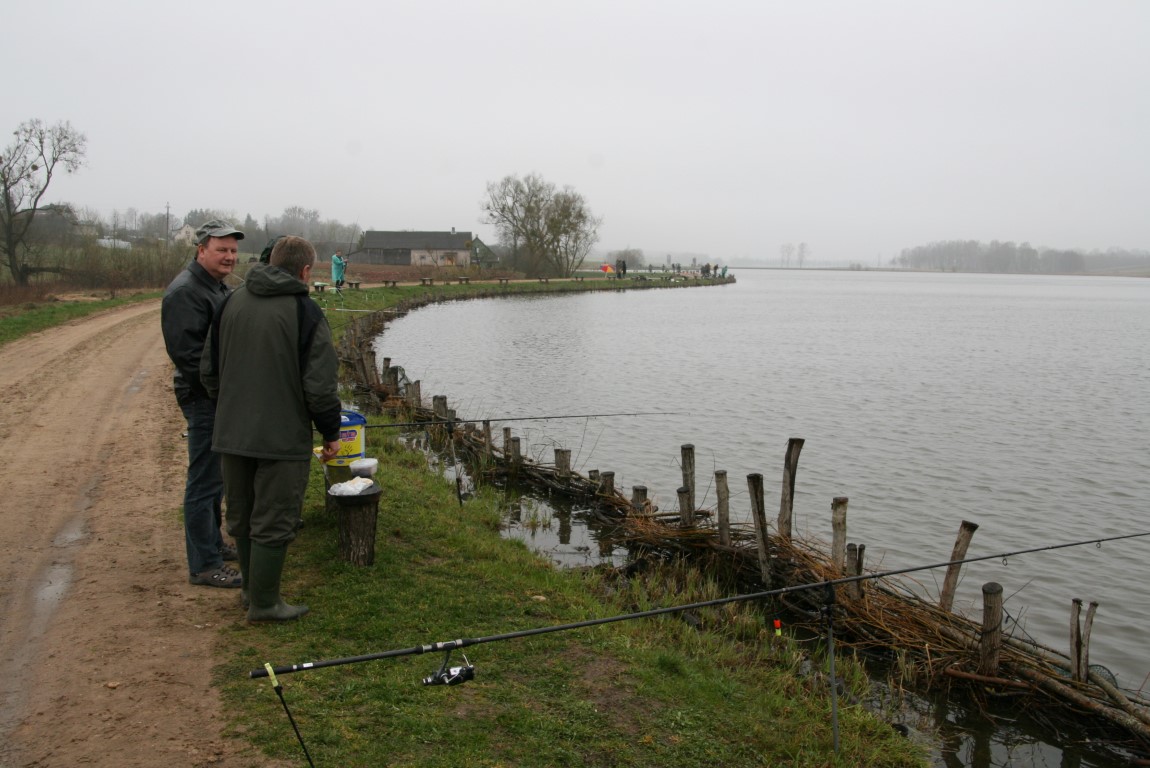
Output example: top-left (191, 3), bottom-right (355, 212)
top-left (375, 269), bottom-right (1150, 747)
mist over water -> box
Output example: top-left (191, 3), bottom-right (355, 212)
top-left (376, 270), bottom-right (1150, 695)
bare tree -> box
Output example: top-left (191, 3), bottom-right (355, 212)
top-left (482, 173), bottom-right (601, 277)
top-left (1, 119), bottom-right (87, 285)
top-left (780, 242), bottom-right (795, 268)
top-left (796, 242), bottom-right (809, 268)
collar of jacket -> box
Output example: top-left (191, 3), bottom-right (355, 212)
top-left (186, 258), bottom-right (230, 293)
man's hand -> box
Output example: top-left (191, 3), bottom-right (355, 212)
top-left (320, 439), bottom-right (341, 462)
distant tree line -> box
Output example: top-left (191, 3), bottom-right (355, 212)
top-left (895, 240), bottom-right (1150, 274)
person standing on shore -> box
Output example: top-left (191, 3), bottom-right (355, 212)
top-left (331, 249), bottom-right (346, 288)
top-left (161, 220), bottom-right (244, 588)
top-left (202, 235), bottom-right (341, 622)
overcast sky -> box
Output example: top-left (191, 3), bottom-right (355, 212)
top-left (5, 0), bottom-right (1148, 263)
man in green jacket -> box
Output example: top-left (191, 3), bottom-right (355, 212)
top-left (202, 236), bottom-right (341, 622)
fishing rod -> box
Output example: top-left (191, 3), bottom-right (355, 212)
top-left (251, 529), bottom-right (1150, 680)
top-left (360, 410), bottom-right (688, 430)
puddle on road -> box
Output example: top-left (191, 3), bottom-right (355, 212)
top-left (53, 517), bottom-right (87, 547)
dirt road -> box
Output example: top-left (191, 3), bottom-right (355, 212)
top-left (0, 302), bottom-right (279, 767)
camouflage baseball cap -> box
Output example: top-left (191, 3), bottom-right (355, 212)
top-left (195, 219), bottom-right (245, 245)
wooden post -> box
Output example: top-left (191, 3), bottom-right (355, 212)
top-left (831, 497), bottom-right (848, 572)
top-left (409, 380), bottom-right (422, 408)
top-left (510, 437), bottom-right (521, 465)
top-left (601, 471), bottom-right (615, 497)
top-left (482, 420), bottom-right (492, 459)
top-left (1070, 599), bottom-right (1083, 682)
top-left (979, 582), bottom-right (1003, 676)
top-left (677, 486), bottom-right (692, 527)
top-left (939, 520), bottom-right (980, 612)
top-left (681, 444), bottom-right (696, 514)
top-left (630, 485), bottom-right (647, 514)
top-left (845, 543), bottom-right (858, 583)
top-left (503, 427), bottom-right (512, 454)
top-left (715, 470), bottom-right (730, 547)
top-left (853, 544), bottom-right (866, 600)
top-left (432, 395), bottom-right (448, 420)
top-left (746, 473), bottom-right (771, 588)
top-left (555, 448), bottom-right (571, 478)
top-left (1082, 601), bottom-right (1099, 683)
top-left (363, 348), bottom-right (380, 389)
top-left (777, 438), bottom-right (804, 540)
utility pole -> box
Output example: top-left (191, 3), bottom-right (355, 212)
top-left (165, 202), bottom-right (170, 250)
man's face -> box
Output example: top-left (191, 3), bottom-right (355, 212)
top-left (197, 236), bottom-right (239, 280)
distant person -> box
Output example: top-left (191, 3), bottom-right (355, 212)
top-left (161, 220), bottom-right (244, 589)
top-left (331, 249), bottom-right (346, 288)
top-left (620, 259), bottom-right (627, 278)
top-left (202, 235), bottom-right (341, 622)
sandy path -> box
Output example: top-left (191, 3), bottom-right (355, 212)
top-left (0, 302), bottom-right (281, 767)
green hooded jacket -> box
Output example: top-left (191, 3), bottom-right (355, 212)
top-left (201, 263), bottom-right (341, 460)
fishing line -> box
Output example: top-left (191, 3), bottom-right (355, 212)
top-left (251, 529), bottom-right (1150, 680)
top-left (359, 411), bottom-right (687, 430)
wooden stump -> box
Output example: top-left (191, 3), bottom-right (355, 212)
top-left (332, 485), bottom-right (382, 566)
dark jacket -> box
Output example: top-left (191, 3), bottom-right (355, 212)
top-left (201, 263), bottom-right (341, 460)
top-left (161, 260), bottom-right (230, 405)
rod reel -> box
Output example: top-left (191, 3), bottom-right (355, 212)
top-left (422, 650), bottom-right (475, 686)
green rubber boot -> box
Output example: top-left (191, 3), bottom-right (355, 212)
top-left (247, 542), bottom-right (309, 623)
top-left (236, 536), bottom-right (251, 609)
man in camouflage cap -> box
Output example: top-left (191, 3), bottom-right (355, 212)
top-left (161, 220), bottom-right (245, 588)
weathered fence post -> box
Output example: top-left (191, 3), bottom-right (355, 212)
top-left (630, 485), bottom-right (647, 514)
top-left (482, 420), bottom-right (493, 459)
top-left (510, 437), bottom-right (521, 465)
top-left (979, 582), bottom-right (1003, 676)
top-left (831, 497), bottom-right (848, 572)
top-left (1071, 598), bottom-right (1083, 682)
top-left (503, 427), bottom-right (512, 455)
top-left (432, 395), bottom-right (448, 420)
top-left (853, 544), bottom-right (866, 600)
top-left (1081, 601), bottom-right (1098, 683)
top-left (681, 444), bottom-right (696, 514)
top-left (939, 520), bottom-right (980, 612)
top-left (677, 486), bottom-right (692, 527)
top-left (363, 348), bottom-right (380, 389)
top-left (715, 470), bottom-right (730, 547)
top-left (409, 379), bottom-right (422, 408)
top-left (555, 448), bottom-right (571, 478)
top-left (778, 438), bottom-right (804, 541)
top-left (747, 473), bottom-right (771, 588)
top-left (845, 543), bottom-right (858, 583)
top-left (601, 471), bottom-right (615, 497)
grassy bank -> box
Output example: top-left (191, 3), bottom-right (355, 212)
top-left (219, 281), bottom-right (925, 766)
top-left (221, 425), bottom-right (926, 767)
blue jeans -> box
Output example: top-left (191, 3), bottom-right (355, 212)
top-left (180, 398), bottom-right (225, 575)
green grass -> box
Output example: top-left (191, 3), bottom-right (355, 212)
top-left (0, 290), bottom-right (162, 347)
top-left (218, 425), bottom-right (927, 767)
